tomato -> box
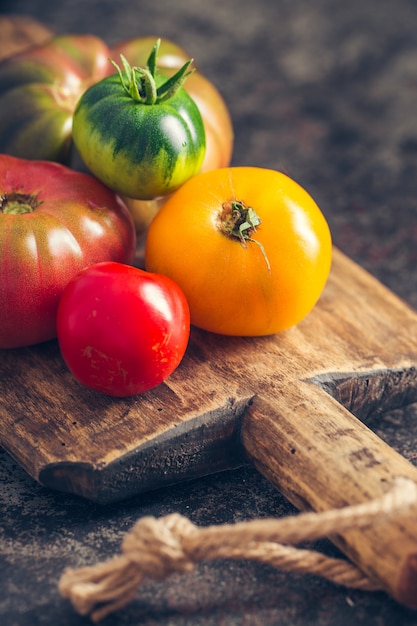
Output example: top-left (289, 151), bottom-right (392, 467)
top-left (57, 262), bottom-right (190, 397)
top-left (145, 167), bottom-right (332, 336)
top-left (0, 33), bottom-right (233, 173)
top-left (0, 154), bottom-right (136, 349)
top-left (0, 34), bottom-right (111, 163)
top-left (72, 41), bottom-right (206, 200)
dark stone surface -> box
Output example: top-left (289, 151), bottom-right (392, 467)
top-left (2, 0), bottom-right (417, 623)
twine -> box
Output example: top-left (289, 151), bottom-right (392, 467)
top-left (59, 477), bottom-right (417, 622)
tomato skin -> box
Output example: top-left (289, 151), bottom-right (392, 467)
top-left (57, 262), bottom-right (190, 397)
top-left (0, 15), bottom-right (52, 62)
top-left (185, 71), bottom-right (233, 172)
top-left (0, 35), bottom-right (111, 163)
top-left (145, 167), bottom-right (332, 337)
top-left (72, 69), bottom-right (206, 199)
top-left (0, 155), bottom-right (136, 349)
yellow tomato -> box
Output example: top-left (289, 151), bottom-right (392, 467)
top-left (145, 167), bottom-right (332, 336)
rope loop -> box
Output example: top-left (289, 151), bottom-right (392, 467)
top-left (58, 477), bottom-right (417, 622)
top-left (122, 513), bottom-right (197, 578)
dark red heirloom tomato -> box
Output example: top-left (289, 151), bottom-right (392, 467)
top-left (0, 155), bottom-right (136, 349)
top-left (56, 262), bottom-right (190, 397)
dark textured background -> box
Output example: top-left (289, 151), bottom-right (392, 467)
top-left (2, 0), bottom-right (417, 624)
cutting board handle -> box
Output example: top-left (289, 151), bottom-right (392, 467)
top-left (241, 383), bottom-right (417, 607)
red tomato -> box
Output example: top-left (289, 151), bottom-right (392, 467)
top-left (56, 262), bottom-right (190, 397)
top-left (0, 154), bottom-right (136, 349)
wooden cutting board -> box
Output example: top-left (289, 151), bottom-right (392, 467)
top-left (3, 248), bottom-right (417, 607)
top-left (3, 15), bottom-right (417, 610)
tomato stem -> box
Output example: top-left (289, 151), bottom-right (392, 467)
top-left (220, 200), bottom-right (271, 272)
top-left (110, 39), bottom-right (195, 105)
top-left (0, 192), bottom-right (40, 215)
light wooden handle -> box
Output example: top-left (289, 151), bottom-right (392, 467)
top-left (241, 382), bottom-right (417, 607)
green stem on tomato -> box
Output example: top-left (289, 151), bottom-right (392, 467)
top-left (110, 39), bottom-right (195, 105)
top-left (220, 200), bottom-right (271, 272)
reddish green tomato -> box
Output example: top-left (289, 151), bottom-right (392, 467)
top-left (0, 154), bottom-right (136, 349)
top-left (57, 262), bottom-right (190, 397)
top-left (0, 35), bottom-right (111, 162)
top-left (0, 34), bottom-right (233, 174)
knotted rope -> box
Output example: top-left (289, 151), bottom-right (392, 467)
top-left (59, 477), bottom-right (417, 622)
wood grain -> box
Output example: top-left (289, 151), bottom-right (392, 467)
top-left (3, 15), bottom-right (417, 609)
top-left (2, 248), bottom-right (417, 497)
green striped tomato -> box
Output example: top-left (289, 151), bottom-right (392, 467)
top-left (72, 42), bottom-right (206, 200)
